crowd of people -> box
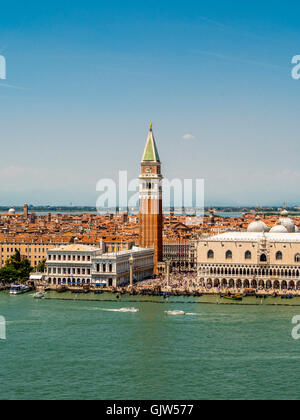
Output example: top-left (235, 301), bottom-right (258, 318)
top-left (138, 272), bottom-right (300, 296)
top-left (0, 281), bottom-right (11, 290)
top-left (139, 272), bottom-right (200, 292)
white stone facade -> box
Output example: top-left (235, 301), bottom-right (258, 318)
top-left (92, 246), bottom-right (154, 287)
top-left (46, 244), bottom-right (154, 287)
top-left (197, 232), bottom-right (300, 290)
top-left (46, 244), bottom-right (100, 286)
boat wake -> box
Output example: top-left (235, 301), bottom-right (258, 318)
top-left (89, 307), bottom-right (139, 313)
top-left (165, 310), bottom-right (202, 316)
top-left (185, 312), bottom-right (201, 316)
top-left (165, 310), bottom-right (185, 316)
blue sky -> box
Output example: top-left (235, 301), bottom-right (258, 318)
top-left (0, 0), bottom-right (300, 206)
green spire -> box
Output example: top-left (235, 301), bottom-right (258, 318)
top-left (141, 123), bottom-right (160, 163)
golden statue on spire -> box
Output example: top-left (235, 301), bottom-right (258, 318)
top-left (150, 122), bottom-right (153, 130)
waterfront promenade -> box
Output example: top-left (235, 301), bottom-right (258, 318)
top-left (26, 271), bottom-right (300, 302)
top-left (4, 270), bottom-right (300, 300)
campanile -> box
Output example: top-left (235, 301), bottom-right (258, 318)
top-left (139, 123), bottom-right (163, 273)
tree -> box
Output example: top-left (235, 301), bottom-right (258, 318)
top-left (35, 260), bottom-right (46, 273)
top-left (0, 251), bottom-right (33, 283)
top-left (5, 249), bottom-right (21, 269)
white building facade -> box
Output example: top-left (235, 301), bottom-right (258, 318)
top-left (197, 232), bottom-right (300, 290)
top-left (46, 244), bottom-right (154, 287)
top-left (92, 247), bottom-right (154, 287)
top-left (46, 244), bottom-right (100, 286)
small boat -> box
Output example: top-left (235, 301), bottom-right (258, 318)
top-left (10, 284), bottom-right (31, 295)
top-left (119, 307), bottom-right (139, 313)
top-left (33, 291), bottom-right (45, 299)
top-left (165, 310), bottom-right (185, 316)
top-left (94, 290), bottom-right (104, 295)
top-left (57, 286), bottom-right (67, 293)
top-left (244, 288), bottom-right (256, 296)
top-left (223, 294), bottom-right (243, 301)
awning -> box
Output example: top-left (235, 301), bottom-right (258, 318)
top-left (30, 275), bottom-right (43, 280)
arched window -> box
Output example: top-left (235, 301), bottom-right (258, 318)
top-left (276, 251), bottom-right (283, 261)
top-left (295, 254), bottom-right (300, 263)
top-left (226, 250), bottom-right (232, 259)
top-left (207, 250), bottom-right (214, 259)
top-left (260, 254), bottom-right (267, 262)
top-left (245, 251), bottom-right (251, 260)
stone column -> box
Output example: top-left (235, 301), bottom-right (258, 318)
top-left (166, 260), bottom-right (171, 287)
top-left (129, 254), bottom-right (134, 286)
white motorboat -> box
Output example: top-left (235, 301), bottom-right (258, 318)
top-left (33, 291), bottom-right (46, 299)
top-left (165, 310), bottom-right (185, 316)
top-left (119, 307), bottom-right (139, 313)
top-left (10, 284), bottom-right (31, 295)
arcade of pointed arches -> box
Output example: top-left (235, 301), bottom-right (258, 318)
top-left (198, 263), bottom-right (300, 290)
top-left (200, 278), bottom-right (296, 290)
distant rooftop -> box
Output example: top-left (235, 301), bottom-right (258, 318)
top-left (97, 246), bottom-right (154, 258)
top-left (49, 244), bottom-right (99, 252)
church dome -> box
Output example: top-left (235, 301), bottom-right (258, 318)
top-left (8, 207), bottom-right (15, 214)
top-left (270, 222), bottom-right (288, 233)
top-left (247, 216), bottom-right (268, 232)
top-left (279, 209), bottom-right (295, 232)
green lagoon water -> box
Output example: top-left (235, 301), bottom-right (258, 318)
top-left (1, 292), bottom-right (300, 400)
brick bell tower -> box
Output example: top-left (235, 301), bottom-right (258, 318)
top-left (139, 123), bottom-right (163, 273)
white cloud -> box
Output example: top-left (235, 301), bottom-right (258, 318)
top-left (0, 166), bottom-right (39, 178)
top-left (182, 134), bottom-right (196, 140)
top-left (0, 165), bottom-right (88, 192)
top-left (0, 166), bottom-right (50, 191)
